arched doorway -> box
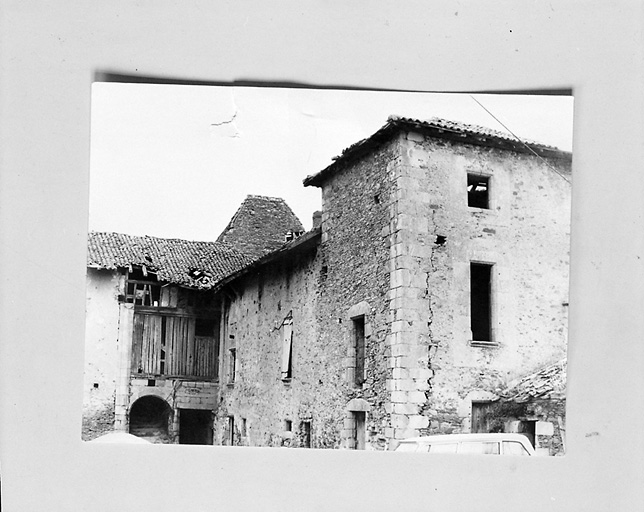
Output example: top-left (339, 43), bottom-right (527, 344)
top-left (129, 396), bottom-right (173, 443)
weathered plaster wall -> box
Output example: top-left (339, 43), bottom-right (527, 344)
top-left (82, 269), bottom-right (122, 439)
top-left (395, 131), bottom-right (571, 436)
top-left (214, 249), bottom-right (333, 448)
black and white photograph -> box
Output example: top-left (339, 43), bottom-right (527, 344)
top-left (83, 85), bottom-right (572, 455)
top-left (2, 2), bottom-right (642, 511)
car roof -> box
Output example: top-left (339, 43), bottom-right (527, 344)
top-left (397, 433), bottom-right (532, 444)
top-left (88, 432), bottom-right (151, 444)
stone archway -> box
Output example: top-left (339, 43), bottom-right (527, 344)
top-left (128, 395), bottom-right (173, 443)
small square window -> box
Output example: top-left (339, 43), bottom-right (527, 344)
top-left (467, 174), bottom-right (490, 209)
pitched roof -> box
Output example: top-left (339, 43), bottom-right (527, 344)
top-left (87, 231), bottom-right (254, 289)
top-left (216, 195), bottom-right (305, 260)
top-left (303, 115), bottom-right (572, 187)
top-left (501, 358), bottom-right (567, 402)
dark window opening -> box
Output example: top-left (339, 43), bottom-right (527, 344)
top-left (179, 409), bottom-right (213, 445)
top-left (284, 419), bottom-right (292, 432)
top-left (435, 235), bottom-right (447, 246)
top-left (241, 418), bottom-right (247, 436)
top-left (195, 317), bottom-right (215, 337)
top-left (227, 416), bottom-right (235, 446)
top-left (470, 263), bottom-right (493, 342)
top-left (353, 316), bottom-right (365, 386)
top-left (467, 174), bottom-right (490, 209)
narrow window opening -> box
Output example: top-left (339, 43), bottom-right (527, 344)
top-left (470, 263), bottom-right (493, 342)
top-left (467, 174), bottom-right (490, 209)
top-left (353, 316), bottom-right (366, 386)
top-left (284, 419), bottom-right (292, 432)
top-left (227, 416), bottom-right (235, 445)
top-left (241, 418), bottom-right (247, 437)
top-left (228, 348), bottom-right (237, 383)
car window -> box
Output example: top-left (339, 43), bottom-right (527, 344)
top-left (395, 442), bottom-right (418, 452)
top-left (502, 441), bottom-right (531, 456)
top-left (459, 441), bottom-right (500, 454)
top-left (427, 443), bottom-right (458, 454)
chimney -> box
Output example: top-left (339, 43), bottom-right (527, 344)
top-left (312, 210), bottom-right (323, 229)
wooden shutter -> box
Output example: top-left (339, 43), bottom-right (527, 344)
top-left (281, 317), bottom-right (293, 379)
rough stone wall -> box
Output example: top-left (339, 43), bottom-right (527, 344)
top-left (82, 269), bottom-right (122, 439)
top-left (214, 249), bottom-right (337, 448)
top-left (394, 131), bottom-right (571, 438)
top-left (315, 139), bottom-right (399, 449)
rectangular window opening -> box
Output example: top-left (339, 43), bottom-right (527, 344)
top-left (228, 348), bottom-right (237, 383)
top-left (470, 263), bottom-right (493, 343)
top-left (467, 174), bottom-right (490, 209)
top-left (353, 316), bottom-right (365, 386)
top-left (227, 416), bottom-right (235, 446)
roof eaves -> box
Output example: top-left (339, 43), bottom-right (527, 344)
top-left (303, 116), bottom-right (572, 188)
top-left (213, 227), bottom-right (322, 293)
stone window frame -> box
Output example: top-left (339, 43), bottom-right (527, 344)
top-left (347, 301), bottom-right (372, 387)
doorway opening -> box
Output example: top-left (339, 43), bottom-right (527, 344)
top-left (179, 409), bottom-right (213, 445)
top-left (129, 395), bottom-right (173, 443)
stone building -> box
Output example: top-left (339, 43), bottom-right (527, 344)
top-left (211, 116), bottom-right (571, 454)
top-left (83, 116), bottom-right (571, 454)
top-left (81, 197), bottom-right (304, 443)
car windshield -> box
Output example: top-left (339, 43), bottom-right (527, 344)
top-left (395, 442), bottom-right (418, 452)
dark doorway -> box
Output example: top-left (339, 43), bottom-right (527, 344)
top-left (129, 396), bottom-right (173, 443)
top-left (519, 420), bottom-right (536, 448)
top-left (179, 409), bottom-right (213, 445)
top-left (353, 411), bottom-right (366, 450)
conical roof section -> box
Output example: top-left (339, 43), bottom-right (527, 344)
top-left (217, 195), bottom-right (305, 260)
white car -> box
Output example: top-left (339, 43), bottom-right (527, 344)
top-left (393, 433), bottom-right (535, 456)
top-left (88, 432), bottom-right (151, 444)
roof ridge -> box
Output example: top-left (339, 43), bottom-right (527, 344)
top-left (89, 230), bottom-right (230, 246)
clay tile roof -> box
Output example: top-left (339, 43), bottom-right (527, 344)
top-left (501, 358), bottom-right (567, 402)
top-left (216, 195), bottom-right (305, 260)
top-left (303, 115), bottom-right (571, 187)
top-left (87, 231), bottom-right (255, 289)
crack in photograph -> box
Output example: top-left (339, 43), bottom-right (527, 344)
top-left (82, 84), bottom-right (572, 456)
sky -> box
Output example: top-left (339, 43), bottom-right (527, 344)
top-left (88, 84), bottom-right (574, 242)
